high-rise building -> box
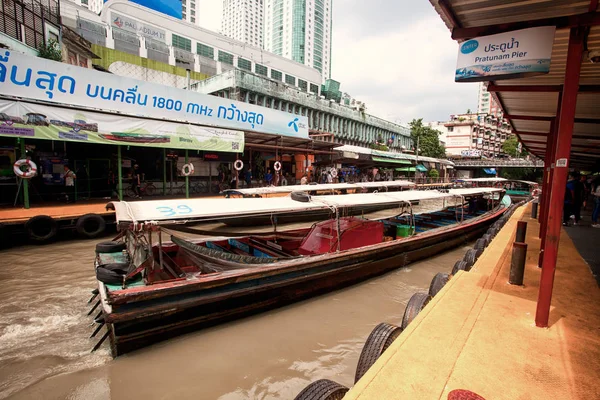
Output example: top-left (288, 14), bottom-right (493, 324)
top-left (221, 0), bottom-right (264, 48)
top-left (181, 0), bottom-right (201, 26)
top-left (477, 82), bottom-right (501, 116)
top-left (64, 0), bottom-right (104, 14)
top-left (264, 0), bottom-right (332, 80)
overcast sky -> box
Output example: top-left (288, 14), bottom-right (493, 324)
top-left (198, 0), bottom-right (478, 125)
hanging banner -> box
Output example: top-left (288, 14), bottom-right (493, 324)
top-left (0, 100), bottom-right (245, 152)
top-left (455, 27), bottom-right (555, 82)
top-left (0, 51), bottom-right (309, 139)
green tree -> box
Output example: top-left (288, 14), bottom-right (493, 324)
top-left (502, 136), bottom-right (528, 158)
top-left (38, 39), bottom-right (62, 62)
top-left (408, 118), bottom-right (446, 159)
top-left (428, 169), bottom-right (440, 178)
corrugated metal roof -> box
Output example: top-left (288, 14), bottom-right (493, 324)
top-left (429, 1), bottom-right (600, 168)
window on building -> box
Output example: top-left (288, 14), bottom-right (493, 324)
top-left (285, 74), bottom-right (296, 85)
top-left (271, 69), bottom-right (283, 81)
top-left (447, 126), bottom-right (454, 132)
top-left (68, 50), bottom-right (77, 65)
top-left (298, 79), bottom-right (307, 91)
top-left (255, 64), bottom-right (268, 76)
top-left (238, 57), bottom-right (252, 71)
top-left (310, 83), bottom-right (319, 94)
top-left (191, 10), bottom-right (196, 16)
top-left (191, 17), bottom-right (196, 23)
top-left (172, 34), bottom-right (191, 51)
top-left (79, 56), bottom-right (88, 68)
top-left (218, 50), bottom-right (234, 65)
top-left (197, 43), bottom-right (214, 58)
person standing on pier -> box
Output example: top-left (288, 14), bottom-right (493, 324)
top-left (63, 165), bottom-right (76, 203)
top-left (591, 179), bottom-right (600, 228)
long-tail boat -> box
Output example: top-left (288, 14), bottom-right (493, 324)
top-left (456, 178), bottom-right (540, 201)
top-left (93, 188), bottom-right (508, 356)
top-left (220, 180), bottom-right (417, 226)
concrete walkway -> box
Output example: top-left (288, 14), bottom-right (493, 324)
top-left (345, 204), bottom-right (600, 399)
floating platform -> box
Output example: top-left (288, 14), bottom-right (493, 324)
top-left (0, 201), bottom-right (115, 243)
top-left (346, 204), bottom-right (600, 399)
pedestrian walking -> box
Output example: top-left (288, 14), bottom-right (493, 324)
top-left (563, 174), bottom-right (576, 226)
top-left (591, 179), bottom-right (600, 228)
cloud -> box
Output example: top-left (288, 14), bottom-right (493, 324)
top-left (331, 0), bottom-right (478, 123)
top-left (196, 0), bottom-right (478, 124)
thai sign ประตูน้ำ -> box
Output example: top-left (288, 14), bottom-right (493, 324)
top-left (455, 26), bottom-right (556, 82)
top-left (0, 99), bottom-right (245, 152)
top-left (0, 50), bottom-right (309, 139)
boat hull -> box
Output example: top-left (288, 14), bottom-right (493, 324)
top-left (100, 206), bottom-right (507, 356)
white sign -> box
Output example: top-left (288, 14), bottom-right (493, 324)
top-left (456, 27), bottom-right (556, 82)
top-left (446, 136), bottom-right (470, 147)
top-left (461, 150), bottom-right (482, 157)
top-left (0, 51), bottom-right (309, 139)
top-left (555, 158), bottom-right (568, 168)
top-left (111, 12), bottom-right (166, 42)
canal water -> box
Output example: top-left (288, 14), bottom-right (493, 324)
top-left (0, 203), bottom-right (472, 400)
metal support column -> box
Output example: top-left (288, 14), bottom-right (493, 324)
top-left (162, 149), bottom-right (167, 196)
top-left (535, 27), bottom-right (584, 328)
top-left (539, 96), bottom-right (561, 263)
top-left (117, 145), bottom-right (123, 201)
top-left (185, 149), bottom-right (189, 198)
top-left (20, 139), bottom-right (30, 209)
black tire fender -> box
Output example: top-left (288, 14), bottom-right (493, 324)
top-left (96, 266), bottom-right (125, 285)
top-left (76, 213), bottom-right (106, 239)
top-left (474, 238), bottom-right (487, 251)
top-left (463, 248), bottom-right (479, 270)
top-left (482, 233), bottom-right (492, 244)
top-left (291, 191), bottom-right (311, 202)
top-left (95, 241), bottom-right (126, 253)
top-left (99, 262), bottom-right (129, 273)
top-left (429, 272), bottom-right (450, 297)
top-left (25, 215), bottom-right (58, 242)
top-left (451, 260), bottom-right (468, 275)
top-left (354, 322), bottom-right (403, 383)
top-left (401, 292), bottom-right (432, 330)
top-left (293, 379), bottom-right (349, 400)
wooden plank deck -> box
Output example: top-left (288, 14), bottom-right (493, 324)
top-left (345, 204), bottom-right (600, 399)
top-left (0, 201), bottom-right (114, 224)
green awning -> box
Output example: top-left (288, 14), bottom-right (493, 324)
top-left (396, 167), bottom-right (416, 172)
top-left (416, 164), bottom-right (428, 172)
top-left (372, 156), bottom-right (412, 165)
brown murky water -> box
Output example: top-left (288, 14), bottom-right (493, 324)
top-left (0, 201), bottom-right (471, 400)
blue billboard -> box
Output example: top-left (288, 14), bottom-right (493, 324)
top-left (106, 0), bottom-right (182, 19)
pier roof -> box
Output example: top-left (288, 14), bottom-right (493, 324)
top-left (429, 0), bottom-right (600, 170)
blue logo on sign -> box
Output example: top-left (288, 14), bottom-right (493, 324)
top-left (288, 118), bottom-right (299, 133)
top-left (461, 40), bottom-right (479, 54)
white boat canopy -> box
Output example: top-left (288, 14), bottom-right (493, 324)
top-left (109, 188), bottom-right (504, 225)
top-left (456, 177), bottom-right (507, 183)
top-left (222, 180), bottom-right (416, 197)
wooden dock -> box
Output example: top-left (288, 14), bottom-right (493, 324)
top-left (345, 204), bottom-right (600, 399)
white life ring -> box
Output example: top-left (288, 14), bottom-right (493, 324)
top-left (330, 169), bottom-right (337, 178)
top-left (181, 163), bottom-right (195, 176)
top-left (273, 161), bottom-right (282, 172)
top-left (234, 160), bottom-right (244, 171)
top-left (14, 159), bottom-right (38, 179)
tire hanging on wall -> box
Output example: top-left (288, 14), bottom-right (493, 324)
top-left (428, 272), bottom-right (450, 297)
top-left (25, 215), bottom-right (58, 242)
top-left (451, 260), bottom-right (468, 275)
top-left (293, 379), bottom-right (349, 400)
top-left (76, 214), bottom-right (106, 239)
top-left (463, 248), bottom-right (479, 270)
top-left (354, 322), bottom-right (403, 383)
top-left (401, 292), bottom-right (432, 330)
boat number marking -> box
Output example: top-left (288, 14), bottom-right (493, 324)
top-left (156, 205), bottom-right (193, 217)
